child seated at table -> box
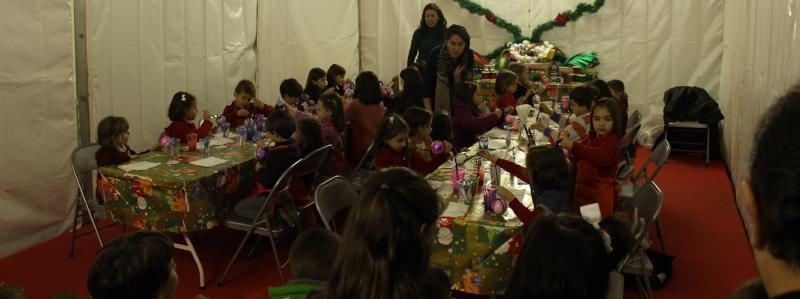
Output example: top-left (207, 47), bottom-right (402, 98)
top-left (430, 111), bottom-right (453, 142)
top-left (559, 98), bottom-right (623, 216)
top-left (368, 114), bottom-right (447, 176)
top-left (234, 109), bottom-right (300, 223)
top-left (268, 229), bottom-right (341, 299)
top-left (451, 82), bottom-right (503, 151)
top-left (325, 64), bottom-right (347, 97)
top-left (163, 91), bottom-right (213, 142)
top-left (505, 213), bottom-right (633, 299)
top-left (221, 79), bottom-right (273, 129)
top-left (607, 79), bottom-right (629, 129)
top-left (531, 85), bottom-right (593, 144)
top-left (316, 93), bottom-right (346, 177)
top-left (403, 107), bottom-right (453, 175)
top-left (495, 70), bottom-right (521, 114)
top-left (304, 67), bottom-right (327, 103)
top-left (507, 63), bottom-right (536, 105)
top-left (480, 145), bottom-right (571, 219)
top-left (87, 231), bottom-right (211, 299)
top-left (95, 116), bottom-right (157, 167)
top-left (315, 168), bottom-right (450, 299)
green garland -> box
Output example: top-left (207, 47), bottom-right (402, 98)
top-left (453, 0), bottom-right (605, 59)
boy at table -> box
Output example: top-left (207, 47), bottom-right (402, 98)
top-left (221, 79), bottom-right (273, 129)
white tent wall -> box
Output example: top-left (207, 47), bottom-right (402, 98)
top-left (719, 0), bottom-right (800, 219)
top-left (359, 0), bottom-right (724, 121)
top-left (256, 0), bottom-right (360, 105)
top-left (88, 0), bottom-right (258, 151)
top-left (0, 0), bottom-right (78, 258)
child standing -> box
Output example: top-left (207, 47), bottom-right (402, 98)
top-left (316, 93), bottom-right (346, 176)
top-left (451, 83), bottom-right (502, 151)
top-left (404, 107), bottom-right (452, 175)
top-left (221, 79), bottom-right (272, 129)
top-left (532, 86), bottom-right (593, 143)
top-left (234, 109), bottom-right (300, 222)
top-left (607, 79), bottom-right (629, 129)
top-left (559, 98), bottom-right (623, 216)
top-left (163, 91), bottom-right (213, 142)
top-left (495, 70), bottom-right (519, 113)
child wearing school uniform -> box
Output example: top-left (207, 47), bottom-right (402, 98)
top-left (316, 93), bottom-right (346, 177)
top-left (221, 79), bottom-right (273, 129)
top-left (532, 86), bottom-right (594, 144)
top-left (451, 83), bottom-right (503, 151)
top-left (403, 107), bottom-right (452, 175)
top-left (559, 98), bottom-right (623, 216)
top-left (495, 70), bottom-right (520, 113)
top-left (163, 91), bottom-right (213, 142)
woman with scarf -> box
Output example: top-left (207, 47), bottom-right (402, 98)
top-left (422, 24), bottom-right (474, 115)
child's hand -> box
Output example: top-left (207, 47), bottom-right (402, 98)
top-left (478, 150), bottom-right (498, 163)
top-left (531, 123), bottom-right (545, 133)
top-left (251, 97), bottom-right (264, 107)
top-left (558, 132), bottom-right (574, 149)
top-left (237, 108), bottom-right (250, 117)
top-left (454, 65), bottom-right (465, 83)
top-left (493, 108), bottom-right (503, 118)
top-left (495, 186), bottom-right (517, 202)
top-left (203, 110), bottom-right (211, 121)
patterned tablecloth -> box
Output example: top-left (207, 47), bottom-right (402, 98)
top-left (98, 135), bottom-right (260, 233)
top-left (428, 123), bottom-right (551, 296)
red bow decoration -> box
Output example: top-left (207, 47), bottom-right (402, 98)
top-left (484, 12), bottom-right (497, 25)
top-left (554, 13), bottom-right (570, 26)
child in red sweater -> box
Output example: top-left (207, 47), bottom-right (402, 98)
top-left (369, 113), bottom-right (446, 176)
top-left (316, 93), bottom-right (346, 176)
top-left (163, 91), bottom-right (213, 142)
top-left (559, 98), bottom-right (623, 216)
top-left (495, 70), bottom-right (519, 114)
top-left (403, 107), bottom-right (453, 176)
top-left (221, 79), bottom-right (273, 129)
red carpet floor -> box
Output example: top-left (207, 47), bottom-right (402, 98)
top-left (0, 148), bottom-right (756, 299)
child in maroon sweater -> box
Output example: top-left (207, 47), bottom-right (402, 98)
top-left (559, 98), bottom-right (623, 216)
top-left (95, 116), bottom-right (159, 167)
top-left (403, 107), bottom-right (453, 176)
top-left (221, 79), bottom-right (273, 129)
top-left (316, 93), bottom-right (346, 177)
top-left (163, 91), bottom-right (213, 142)
top-left (451, 83), bottom-right (502, 151)
top-left (369, 114), bottom-right (446, 176)
top-left (495, 70), bottom-right (519, 113)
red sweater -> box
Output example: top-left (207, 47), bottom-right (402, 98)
top-left (95, 144), bottom-right (136, 167)
top-left (372, 146), bottom-right (446, 176)
top-left (571, 133), bottom-right (621, 216)
top-left (221, 102), bottom-right (273, 129)
top-left (344, 99), bottom-right (385, 166)
top-left (495, 158), bottom-right (543, 225)
top-left (451, 98), bottom-right (500, 151)
top-left (497, 92), bottom-right (517, 113)
top-left (164, 120), bottom-right (213, 142)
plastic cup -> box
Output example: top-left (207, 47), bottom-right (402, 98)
top-left (187, 133), bottom-right (198, 151)
top-left (169, 137), bottom-right (180, 159)
top-left (221, 122), bottom-right (230, 138)
top-left (238, 127), bottom-right (247, 146)
top-left (201, 138), bottom-right (211, 158)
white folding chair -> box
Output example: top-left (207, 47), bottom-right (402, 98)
top-left (314, 176), bottom-right (358, 232)
top-left (68, 143), bottom-right (119, 257)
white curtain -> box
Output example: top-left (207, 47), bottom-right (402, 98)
top-left (256, 0), bottom-right (360, 105)
top-left (0, 0), bottom-right (78, 258)
top-left (719, 0), bottom-right (800, 216)
top-left (88, 0), bottom-right (258, 151)
top-left (359, 0), bottom-right (724, 120)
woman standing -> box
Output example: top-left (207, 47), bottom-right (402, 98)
top-left (422, 24), bottom-right (474, 114)
top-left (407, 3), bottom-right (447, 69)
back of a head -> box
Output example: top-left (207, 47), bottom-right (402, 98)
top-left (400, 67), bottom-right (423, 97)
top-left (589, 79), bottom-right (613, 98)
top-left (403, 107), bottom-right (432, 135)
top-left (323, 168), bottom-right (440, 299)
top-left (607, 79), bottom-right (625, 93)
top-left (354, 71), bottom-right (382, 105)
top-left (750, 84), bottom-right (800, 267)
top-left (430, 111), bottom-right (453, 141)
top-left (506, 213), bottom-right (609, 299)
top-left (525, 146), bottom-right (569, 191)
top-left (88, 231), bottom-right (174, 299)
top-left (280, 78), bottom-right (303, 98)
top-left (570, 86), bottom-right (595, 108)
top-left (297, 117), bottom-right (324, 155)
top-left (290, 228), bottom-right (342, 281)
top-left (266, 109), bottom-right (296, 139)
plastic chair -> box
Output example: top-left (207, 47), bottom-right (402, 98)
top-left (68, 144), bottom-right (118, 257)
top-left (314, 176), bottom-right (358, 232)
top-left (618, 181), bottom-right (664, 299)
top-left (219, 158), bottom-right (306, 286)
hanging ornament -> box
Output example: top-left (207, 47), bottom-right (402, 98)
top-left (554, 13), bottom-right (571, 27)
top-left (484, 12), bottom-right (497, 25)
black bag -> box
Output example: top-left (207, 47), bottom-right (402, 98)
top-left (625, 249), bottom-right (676, 290)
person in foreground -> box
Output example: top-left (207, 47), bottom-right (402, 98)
top-left (738, 84), bottom-right (800, 299)
top-left (312, 168), bottom-right (450, 299)
top-left (87, 231), bottom-right (209, 299)
top-left (269, 229), bottom-right (341, 299)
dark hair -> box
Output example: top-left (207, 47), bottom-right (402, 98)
top-left (398, 67), bottom-right (423, 111)
top-left (445, 24), bottom-right (471, 52)
top-left (570, 86), bottom-right (595, 108)
top-left (354, 71), bottom-right (382, 105)
top-left (495, 70), bottom-right (518, 95)
top-left (589, 79), bottom-right (613, 99)
top-left (607, 79), bottom-right (625, 93)
top-left (419, 3), bottom-right (447, 31)
top-left (749, 85), bottom-right (800, 267)
top-left (590, 98), bottom-right (623, 136)
top-left (87, 231), bottom-right (173, 299)
top-left (525, 146), bottom-right (569, 191)
top-left (730, 278), bottom-right (768, 299)
top-left (318, 92), bottom-right (345, 133)
top-left (326, 64), bottom-right (347, 86)
top-left (403, 107), bottom-right (432, 137)
top-left (430, 111), bottom-right (453, 141)
top-left (280, 78), bottom-right (303, 98)
top-left (97, 116), bottom-right (129, 148)
top-left (297, 118), bottom-right (324, 156)
top-left (454, 82), bottom-right (481, 116)
top-left (290, 228), bottom-right (341, 281)
top-left (235, 79), bottom-right (256, 97)
top-left (167, 91), bottom-right (197, 121)
top-left (305, 68), bottom-right (327, 93)
top-left (265, 109), bottom-right (296, 139)
top-left (373, 113), bottom-right (409, 151)
top-left (321, 168), bottom-right (441, 299)
top-left (506, 213), bottom-right (609, 299)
